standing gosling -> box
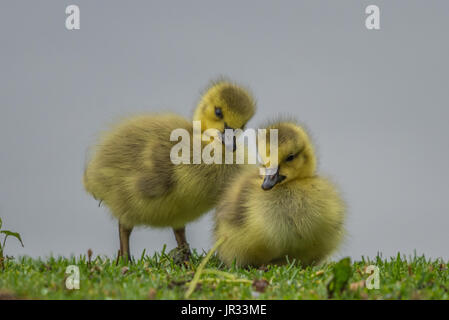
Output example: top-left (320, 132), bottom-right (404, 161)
top-left (84, 80), bottom-right (256, 261)
top-left (214, 121), bottom-right (345, 267)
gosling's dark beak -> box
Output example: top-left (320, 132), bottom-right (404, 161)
top-left (222, 123), bottom-right (237, 152)
top-left (261, 167), bottom-right (286, 190)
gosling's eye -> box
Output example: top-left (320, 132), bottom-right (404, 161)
top-left (215, 107), bottom-right (223, 119)
top-left (285, 154), bottom-right (295, 162)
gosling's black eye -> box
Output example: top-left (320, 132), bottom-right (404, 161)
top-left (215, 107), bottom-right (223, 119)
top-left (285, 154), bottom-right (295, 162)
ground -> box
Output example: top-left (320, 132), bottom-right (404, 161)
top-left (0, 247), bottom-right (447, 300)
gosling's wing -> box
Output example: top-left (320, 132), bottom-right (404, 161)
top-left (215, 170), bottom-right (256, 227)
top-left (133, 114), bottom-right (192, 199)
top-left (135, 147), bottom-right (175, 198)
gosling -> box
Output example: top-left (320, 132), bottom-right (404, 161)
top-left (84, 80), bottom-right (256, 261)
top-left (214, 121), bottom-right (345, 267)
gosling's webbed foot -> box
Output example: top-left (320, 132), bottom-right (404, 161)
top-left (171, 227), bottom-right (191, 265)
top-left (168, 243), bottom-right (191, 265)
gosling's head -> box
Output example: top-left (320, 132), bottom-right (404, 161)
top-left (259, 121), bottom-right (317, 190)
top-left (194, 79), bottom-right (256, 134)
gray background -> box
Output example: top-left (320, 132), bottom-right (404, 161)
top-left (1, 1), bottom-right (448, 260)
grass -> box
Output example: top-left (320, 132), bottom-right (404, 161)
top-left (0, 217), bottom-right (24, 270)
top-left (0, 248), bottom-right (447, 300)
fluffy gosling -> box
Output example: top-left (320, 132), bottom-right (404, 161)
top-left (214, 121), bottom-right (345, 267)
top-left (84, 80), bottom-right (256, 261)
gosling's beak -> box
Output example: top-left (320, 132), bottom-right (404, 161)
top-left (222, 123), bottom-right (237, 152)
top-left (261, 166), bottom-right (286, 190)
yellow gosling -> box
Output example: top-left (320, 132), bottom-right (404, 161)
top-left (214, 121), bottom-right (346, 267)
top-left (84, 79), bottom-right (256, 261)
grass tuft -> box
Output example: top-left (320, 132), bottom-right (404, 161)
top-left (0, 251), bottom-right (447, 300)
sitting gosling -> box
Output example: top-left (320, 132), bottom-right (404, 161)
top-left (214, 121), bottom-right (345, 267)
top-left (84, 80), bottom-right (256, 261)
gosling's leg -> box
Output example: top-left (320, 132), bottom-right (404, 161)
top-left (119, 222), bottom-right (133, 262)
top-left (173, 227), bottom-right (187, 248)
top-left (172, 227), bottom-right (191, 262)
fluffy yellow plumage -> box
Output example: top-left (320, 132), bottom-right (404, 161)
top-left (84, 79), bottom-right (256, 260)
top-left (214, 121), bottom-right (346, 267)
